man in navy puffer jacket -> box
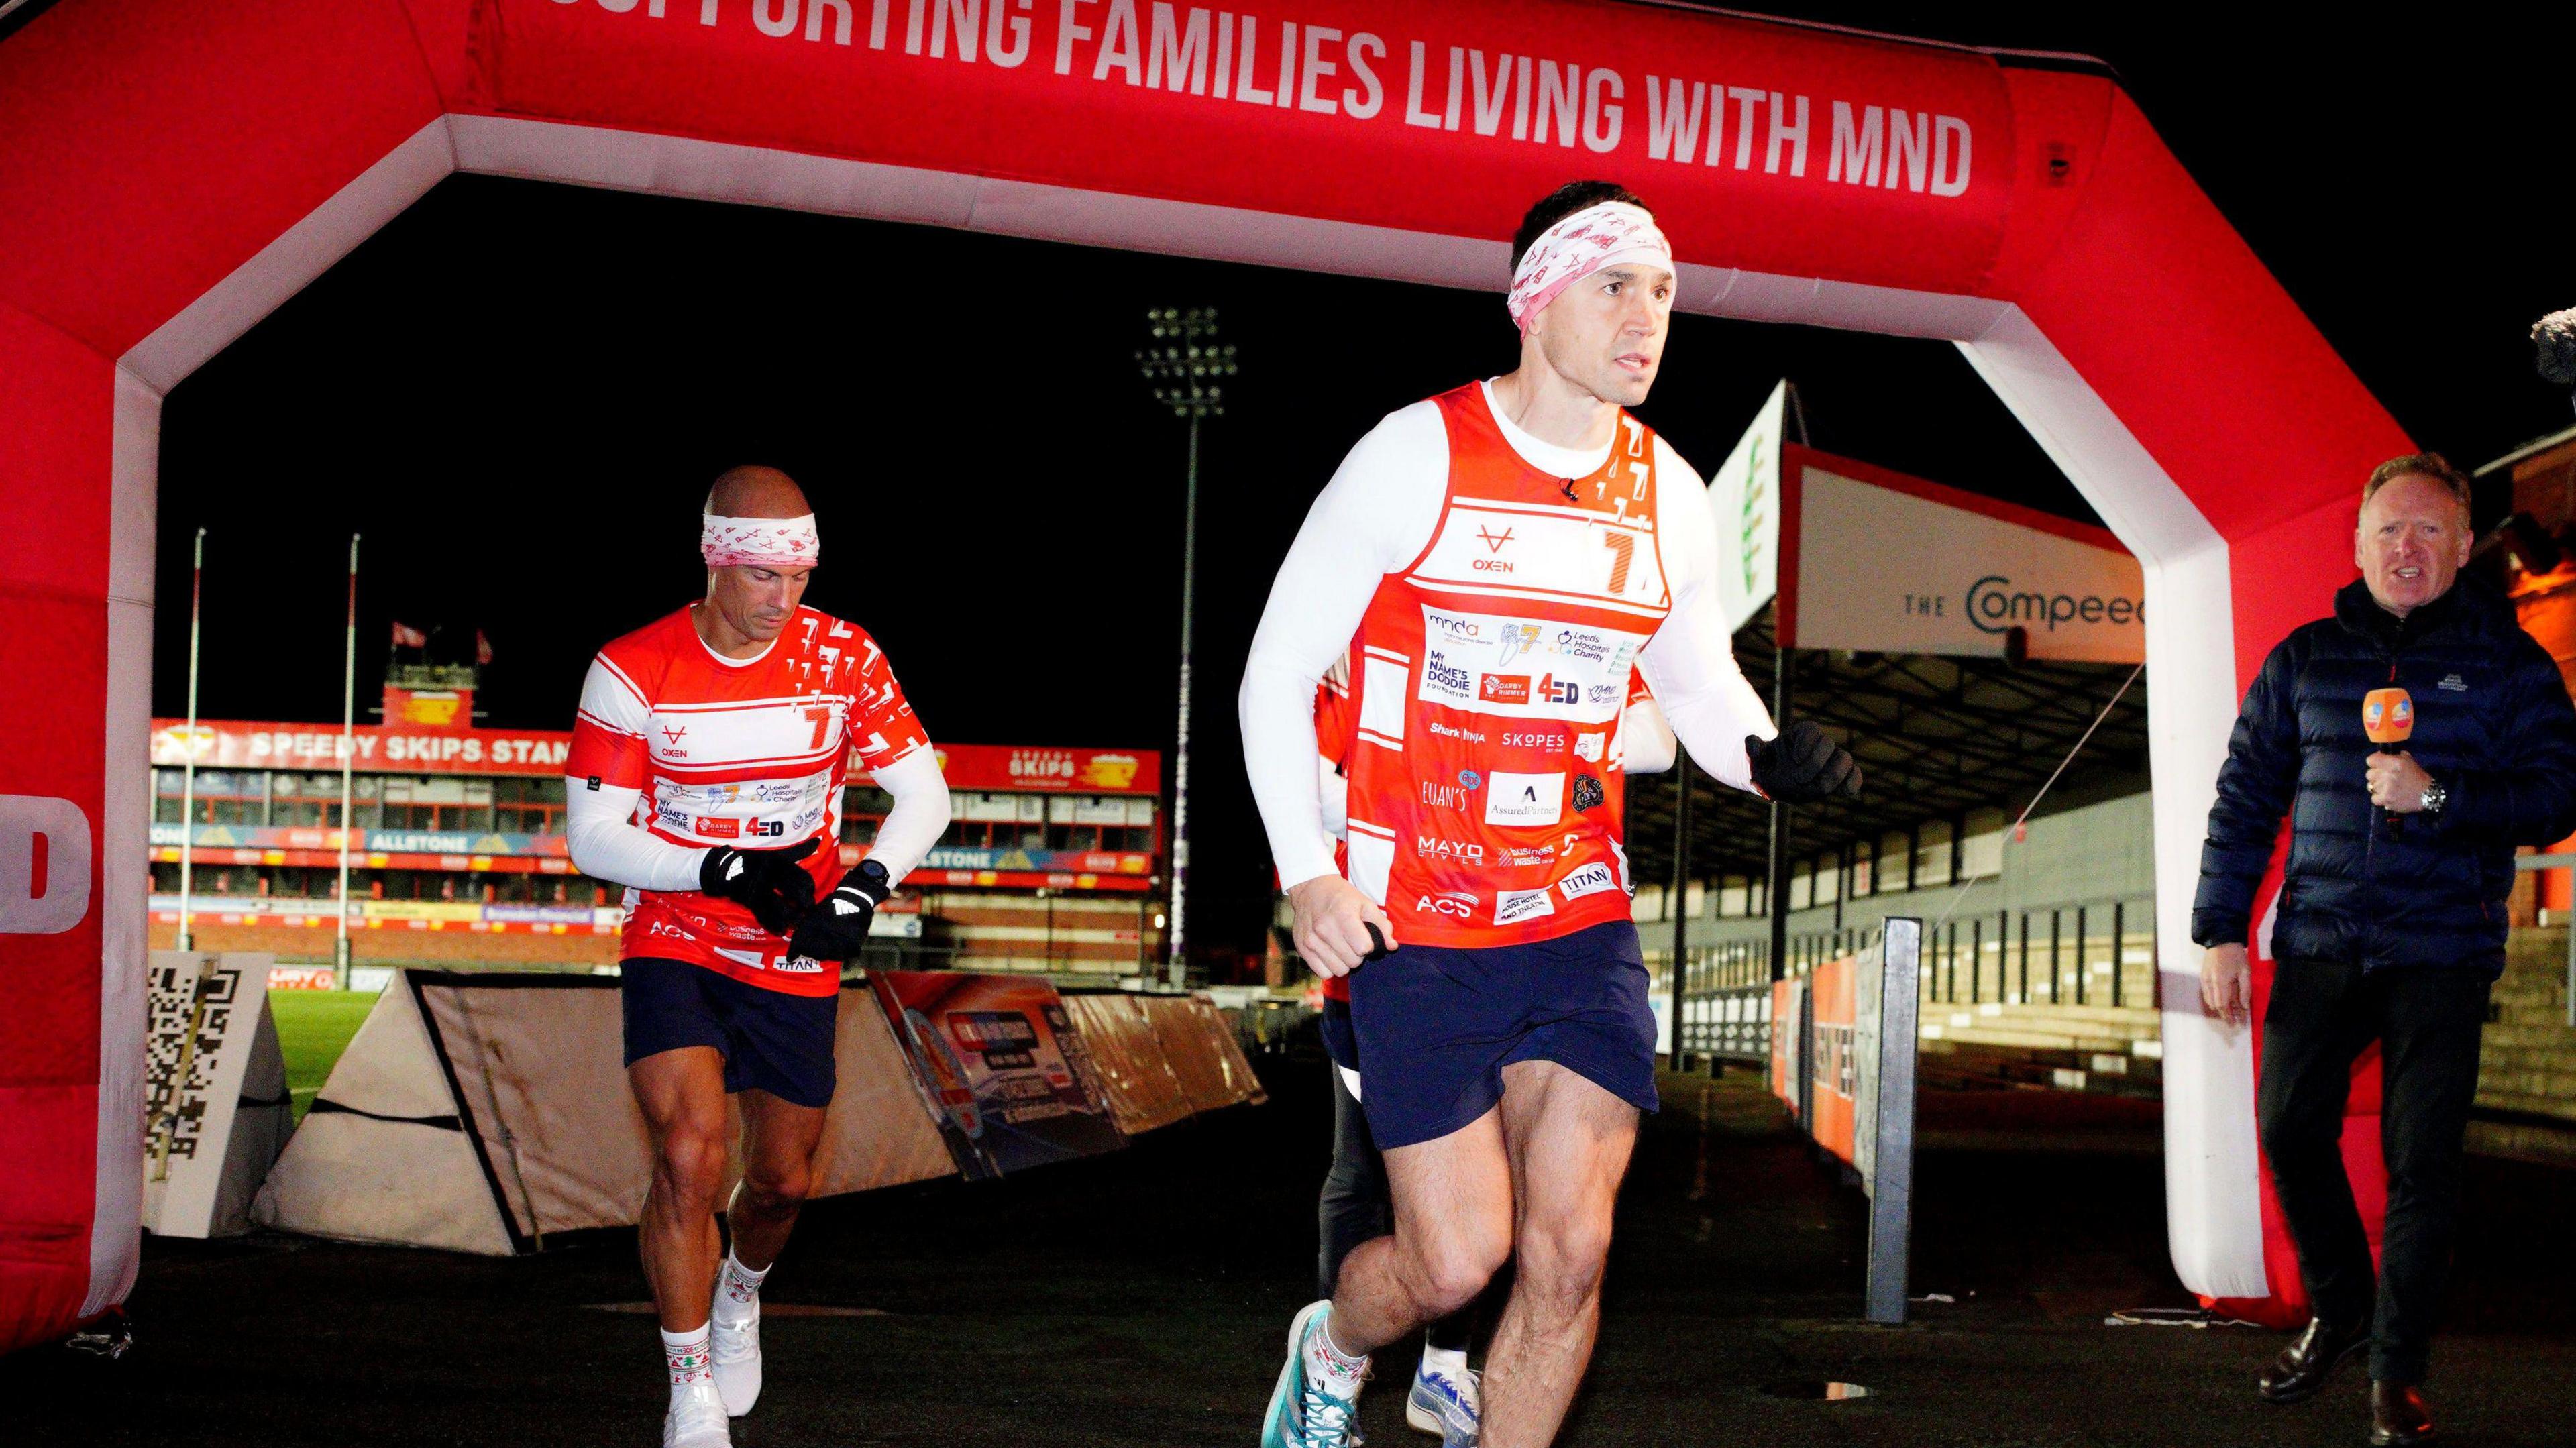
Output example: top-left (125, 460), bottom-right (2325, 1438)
top-left (2194, 454), bottom-right (2576, 1446)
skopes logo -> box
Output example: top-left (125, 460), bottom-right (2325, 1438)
top-left (1557, 862), bottom-right (1619, 902)
top-left (1501, 730), bottom-right (1568, 751)
top-left (1415, 836), bottom-right (1487, 863)
top-left (1965, 575), bottom-right (2144, 634)
top-left (1414, 890), bottom-right (1479, 919)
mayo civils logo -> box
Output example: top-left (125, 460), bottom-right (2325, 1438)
top-left (1964, 575), bottom-right (2144, 634)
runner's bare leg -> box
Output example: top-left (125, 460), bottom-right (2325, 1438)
top-left (727, 1089), bottom-right (828, 1272)
top-left (1326, 1105), bottom-right (1515, 1355)
top-left (631, 1046), bottom-right (734, 1333)
top-left (1478, 1060), bottom-right (1640, 1448)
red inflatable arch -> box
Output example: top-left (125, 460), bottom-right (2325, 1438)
top-left (0, 0), bottom-right (2407, 1349)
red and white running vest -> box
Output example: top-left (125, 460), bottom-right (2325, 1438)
top-left (566, 604), bottom-right (930, 995)
top-left (1342, 384), bottom-right (1672, 949)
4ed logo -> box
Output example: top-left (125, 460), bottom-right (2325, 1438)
top-left (0, 795), bottom-right (93, 935)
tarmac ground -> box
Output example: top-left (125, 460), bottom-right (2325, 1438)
top-left (11, 1054), bottom-right (2575, 1447)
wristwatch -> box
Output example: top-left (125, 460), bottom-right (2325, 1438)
top-left (2420, 778), bottom-right (2449, 815)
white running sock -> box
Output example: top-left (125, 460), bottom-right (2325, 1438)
top-left (1306, 1312), bottom-right (1369, 1401)
top-left (1419, 1342), bottom-right (1469, 1382)
top-left (714, 1251), bottom-right (769, 1325)
top-left (663, 1327), bottom-right (714, 1398)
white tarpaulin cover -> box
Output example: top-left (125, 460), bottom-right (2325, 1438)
top-left (256, 972), bottom-right (956, 1254)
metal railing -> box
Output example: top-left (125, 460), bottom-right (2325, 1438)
top-left (1654, 893), bottom-right (2159, 1063)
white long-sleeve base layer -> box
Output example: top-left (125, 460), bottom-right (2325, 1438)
top-left (1241, 381), bottom-right (1776, 889)
top-left (564, 748), bottom-right (952, 893)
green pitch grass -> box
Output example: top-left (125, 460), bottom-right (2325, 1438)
top-left (268, 991), bottom-right (379, 1122)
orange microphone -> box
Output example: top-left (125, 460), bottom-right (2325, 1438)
top-left (2363, 687), bottom-right (2414, 836)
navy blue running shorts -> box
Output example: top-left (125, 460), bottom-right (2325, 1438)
top-left (1318, 995), bottom-right (1360, 1073)
top-left (620, 956), bottom-right (839, 1109)
top-left (1344, 919), bottom-right (1658, 1150)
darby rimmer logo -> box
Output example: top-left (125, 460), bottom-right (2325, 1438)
top-left (1964, 575), bottom-right (2144, 635)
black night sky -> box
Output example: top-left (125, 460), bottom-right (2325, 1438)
top-left (152, 5), bottom-right (2576, 958)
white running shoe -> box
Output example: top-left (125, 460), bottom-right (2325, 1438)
top-left (1260, 1300), bottom-right (1364, 1448)
top-left (1404, 1361), bottom-right (1479, 1446)
top-left (663, 1380), bottom-right (731, 1448)
top-left (710, 1303), bottom-right (762, 1417)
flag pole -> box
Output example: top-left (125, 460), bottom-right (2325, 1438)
top-left (176, 527), bottom-right (207, 952)
top-left (335, 534), bottom-right (360, 988)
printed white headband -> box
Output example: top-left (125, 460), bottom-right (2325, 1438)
top-left (1505, 201), bottom-right (1674, 333)
top-left (702, 513), bottom-right (820, 569)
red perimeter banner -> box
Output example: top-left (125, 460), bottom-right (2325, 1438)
top-left (924, 744), bottom-right (1162, 796)
top-left (152, 720), bottom-right (1159, 794)
top-left (867, 970), bottom-right (1126, 1180)
top-left (151, 720), bottom-right (569, 776)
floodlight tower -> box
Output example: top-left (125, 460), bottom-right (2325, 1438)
top-left (1137, 307), bottom-right (1236, 987)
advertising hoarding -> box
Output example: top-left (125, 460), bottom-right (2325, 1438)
top-left (1778, 445), bottom-right (2144, 664)
top-left (1705, 380), bottom-right (1789, 635)
top-left (867, 971), bottom-right (1126, 1180)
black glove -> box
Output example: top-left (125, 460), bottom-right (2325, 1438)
top-left (698, 838), bottom-right (820, 936)
top-left (786, 858), bottom-right (892, 968)
top-left (1747, 721), bottom-right (1862, 803)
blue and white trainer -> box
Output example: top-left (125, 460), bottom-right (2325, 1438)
top-left (1261, 1300), bottom-right (1366, 1448)
top-left (1405, 1359), bottom-right (1479, 1446)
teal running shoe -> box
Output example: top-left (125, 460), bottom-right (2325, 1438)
top-left (1404, 1361), bottom-right (1479, 1447)
top-left (1260, 1300), bottom-right (1364, 1448)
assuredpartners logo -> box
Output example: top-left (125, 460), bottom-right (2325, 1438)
top-left (0, 795), bottom-right (93, 935)
top-left (1964, 575), bottom-right (2144, 634)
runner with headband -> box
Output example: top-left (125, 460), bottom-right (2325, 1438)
top-left (564, 465), bottom-right (952, 1448)
top-left (1244, 182), bottom-right (1861, 1448)
top-left (1310, 661), bottom-right (1674, 1448)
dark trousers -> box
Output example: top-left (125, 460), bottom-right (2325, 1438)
top-left (2256, 957), bottom-right (2490, 1384)
top-left (1320, 1060), bottom-right (1474, 1353)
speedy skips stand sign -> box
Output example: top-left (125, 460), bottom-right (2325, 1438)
top-left (1774, 445), bottom-right (2143, 663)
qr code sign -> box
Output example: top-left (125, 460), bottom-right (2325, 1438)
top-left (145, 962), bottom-right (246, 1164)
